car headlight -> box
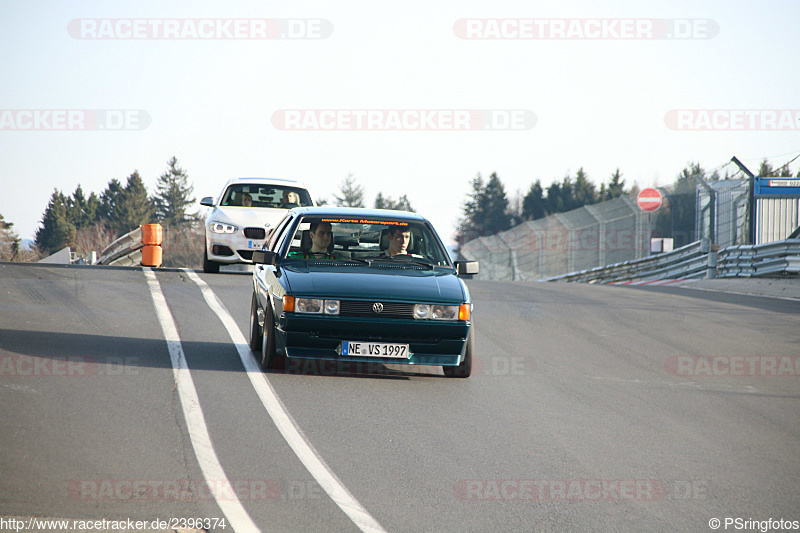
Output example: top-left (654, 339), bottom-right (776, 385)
top-left (209, 221), bottom-right (238, 234)
top-left (414, 304), bottom-right (462, 320)
top-left (295, 298), bottom-right (340, 315)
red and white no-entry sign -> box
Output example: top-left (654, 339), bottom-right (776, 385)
top-left (637, 188), bottom-right (662, 212)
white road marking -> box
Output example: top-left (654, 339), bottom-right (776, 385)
top-left (143, 269), bottom-right (259, 533)
top-left (184, 269), bottom-right (388, 533)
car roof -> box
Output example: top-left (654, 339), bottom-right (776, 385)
top-left (222, 177), bottom-right (309, 188)
top-left (288, 206), bottom-right (427, 222)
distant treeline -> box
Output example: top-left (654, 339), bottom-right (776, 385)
top-left (455, 158), bottom-right (798, 248)
top-left (33, 157), bottom-right (195, 256)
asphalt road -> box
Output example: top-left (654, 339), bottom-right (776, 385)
top-left (1, 262), bottom-right (798, 532)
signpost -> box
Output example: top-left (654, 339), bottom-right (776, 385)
top-left (637, 188), bottom-right (663, 212)
top-left (638, 188), bottom-right (662, 257)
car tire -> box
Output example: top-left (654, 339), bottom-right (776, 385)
top-left (261, 303), bottom-right (283, 370)
top-left (203, 249), bottom-right (220, 274)
top-left (443, 326), bottom-right (473, 378)
top-left (249, 292), bottom-right (263, 352)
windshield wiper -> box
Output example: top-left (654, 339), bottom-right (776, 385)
top-left (362, 255), bottom-right (436, 270)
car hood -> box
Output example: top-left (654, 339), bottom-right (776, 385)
top-left (206, 206), bottom-right (286, 229)
top-left (282, 266), bottom-right (466, 303)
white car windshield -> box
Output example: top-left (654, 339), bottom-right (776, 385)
top-left (220, 185), bottom-right (313, 208)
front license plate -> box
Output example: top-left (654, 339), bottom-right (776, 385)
top-left (247, 240), bottom-right (264, 249)
top-left (341, 341), bottom-right (410, 359)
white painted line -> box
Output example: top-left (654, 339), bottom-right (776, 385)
top-left (143, 269), bottom-right (259, 533)
top-left (671, 284), bottom-right (800, 302)
top-left (184, 269), bottom-right (388, 533)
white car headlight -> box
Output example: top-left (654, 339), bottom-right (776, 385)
top-left (209, 221), bottom-right (238, 234)
top-left (296, 298), bottom-right (340, 315)
top-left (413, 304), bottom-right (431, 319)
top-left (432, 305), bottom-right (459, 320)
top-left (414, 303), bottom-right (459, 320)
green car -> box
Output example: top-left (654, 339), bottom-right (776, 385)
top-left (249, 207), bottom-right (479, 377)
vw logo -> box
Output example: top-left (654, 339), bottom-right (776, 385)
top-left (372, 302), bottom-right (384, 313)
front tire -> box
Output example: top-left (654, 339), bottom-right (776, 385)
top-left (203, 249), bottom-right (220, 274)
top-left (443, 326), bottom-right (473, 378)
top-left (261, 303), bottom-right (282, 370)
top-left (249, 292), bottom-right (263, 352)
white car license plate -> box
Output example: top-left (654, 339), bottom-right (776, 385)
top-left (247, 240), bottom-right (264, 249)
top-left (341, 341), bottom-right (409, 358)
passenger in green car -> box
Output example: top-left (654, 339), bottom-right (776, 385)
top-left (386, 226), bottom-right (411, 257)
top-left (288, 222), bottom-right (335, 259)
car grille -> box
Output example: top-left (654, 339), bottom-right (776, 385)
top-left (244, 227), bottom-right (266, 239)
top-left (339, 300), bottom-right (415, 319)
top-left (238, 250), bottom-right (254, 260)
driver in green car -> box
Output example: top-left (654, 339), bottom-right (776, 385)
top-left (288, 222), bottom-right (336, 259)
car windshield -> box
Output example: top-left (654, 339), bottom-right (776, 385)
top-left (220, 184), bottom-right (313, 208)
top-left (282, 216), bottom-right (452, 267)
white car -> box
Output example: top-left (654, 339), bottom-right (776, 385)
top-left (200, 177), bottom-right (315, 273)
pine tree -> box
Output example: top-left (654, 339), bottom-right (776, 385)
top-left (113, 171), bottom-right (155, 234)
top-left (374, 193), bottom-right (414, 211)
top-left (476, 172), bottom-right (512, 235)
top-left (545, 182), bottom-right (564, 215)
top-left (456, 174), bottom-right (485, 247)
top-left (522, 180), bottom-right (546, 220)
top-left (35, 190), bottom-right (77, 255)
top-left (66, 185), bottom-right (100, 229)
top-left (394, 194), bottom-right (414, 212)
top-left (604, 168), bottom-right (626, 200)
top-left (334, 174), bottom-right (365, 207)
top-left (0, 213), bottom-right (21, 261)
top-left (99, 178), bottom-right (124, 227)
top-left (374, 192), bottom-right (390, 209)
top-left (757, 158), bottom-right (773, 177)
top-left (559, 175), bottom-right (575, 212)
top-left (154, 156), bottom-right (196, 227)
top-left (573, 167), bottom-right (597, 207)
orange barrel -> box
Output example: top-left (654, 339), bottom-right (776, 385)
top-left (141, 245), bottom-right (163, 267)
top-left (142, 223), bottom-right (163, 246)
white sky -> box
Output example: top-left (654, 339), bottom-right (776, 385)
top-left (1, 0), bottom-right (799, 244)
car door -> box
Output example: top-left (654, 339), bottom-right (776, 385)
top-left (255, 214), bottom-right (295, 316)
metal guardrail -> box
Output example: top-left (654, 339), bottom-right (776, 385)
top-left (544, 240), bottom-right (713, 284)
top-left (716, 239), bottom-right (800, 278)
top-left (97, 224), bottom-right (163, 267)
top-left (97, 226), bottom-right (144, 265)
top-left (544, 238), bottom-right (800, 283)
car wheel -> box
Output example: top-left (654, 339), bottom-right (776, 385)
top-left (261, 303), bottom-right (283, 370)
top-left (249, 292), bottom-right (263, 352)
top-left (443, 326), bottom-right (473, 378)
top-left (203, 249), bottom-right (220, 274)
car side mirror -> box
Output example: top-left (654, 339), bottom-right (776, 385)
top-left (200, 196), bottom-right (214, 207)
top-left (454, 260), bottom-right (479, 278)
top-left (252, 250), bottom-right (279, 266)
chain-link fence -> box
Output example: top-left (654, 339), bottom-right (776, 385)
top-left (696, 179), bottom-right (750, 250)
top-left (460, 196), bottom-right (649, 281)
